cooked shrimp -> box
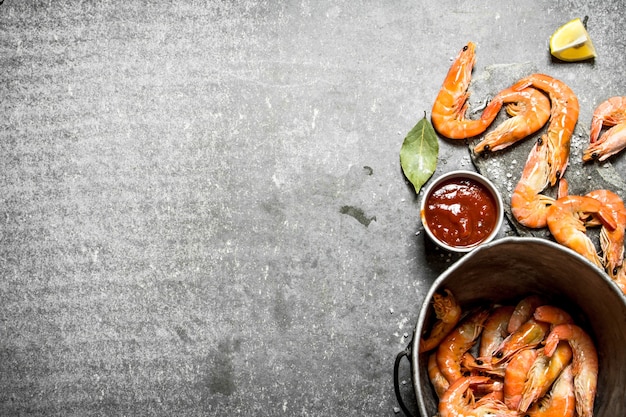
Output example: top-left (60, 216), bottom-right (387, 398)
top-left (428, 352), bottom-right (449, 399)
top-left (439, 375), bottom-right (520, 417)
top-left (533, 305), bottom-right (574, 328)
top-left (544, 324), bottom-right (598, 417)
top-left (431, 42), bottom-right (504, 139)
top-left (474, 379), bottom-right (504, 402)
top-left (503, 347), bottom-right (538, 410)
top-left (462, 352), bottom-right (507, 378)
top-left (508, 73), bottom-right (580, 185)
top-left (546, 195), bottom-right (616, 268)
top-left (474, 87), bottom-right (551, 154)
top-left (508, 295), bottom-right (545, 334)
top-left (437, 308), bottom-right (491, 384)
top-left (420, 289), bottom-right (463, 353)
top-left (480, 305), bottom-right (515, 357)
top-left (519, 342), bottom-right (573, 412)
top-left (588, 96), bottom-right (626, 143)
top-left (517, 348), bottom-right (549, 411)
top-left (510, 138), bottom-right (555, 228)
top-left (583, 121), bottom-right (626, 162)
top-left (492, 319), bottom-right (550, 364)
top-left (586, 189), bottom-right (626, 277)
top-left (526, 364), bottom-right (576, 417)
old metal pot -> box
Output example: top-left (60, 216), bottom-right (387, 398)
top-left (395, 237), bottom-right (626, 416)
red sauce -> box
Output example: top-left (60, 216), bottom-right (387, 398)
top-left (423, 177), bottom-right (498, 248)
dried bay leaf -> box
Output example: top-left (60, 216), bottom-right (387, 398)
top-left (400, 115), bottom-right (439, 195)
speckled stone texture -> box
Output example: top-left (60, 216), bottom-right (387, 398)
top-left (1, 1), bottom-right (626, 416)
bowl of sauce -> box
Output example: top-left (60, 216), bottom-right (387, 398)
top-left (420, 170), bottom-right (503, 252)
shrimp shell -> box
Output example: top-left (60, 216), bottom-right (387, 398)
top-left (492, 318), bottom-right (550, 364)
top-left (583, 122), bottom-right (626, 162)
top-left (431, 42), bottom-right (504, 139)
top-left (436, 308), bottom-right (490, 384)
top-left (419, 289), bottom-right (463, 353)
top-left (526, 364), bottom-right (576, 417)
top-left (519, 342), bottom-right (573, 412)
top-left (588, 96), bottom-right (626, 143)
top-left (509, 73), bottom-right (580, 186)
top-left (438, 375), bottom-right (519, 417)
top-left (480, 305), bottom-right (515, 357)
top-left (510, 139), bottom-right (554, 229)
top-left (508, 295), bottom-right (545, 334)
top-left (544, 324), bottom-right (598, 417)
top-left (474, 87), bottom-right (551, 154)
top-left (503, 347), bottom-right (538, 410)
top-left (586, 189), bottom-right (626, 277)
top-left (547, 195), bottom-right (617, 268)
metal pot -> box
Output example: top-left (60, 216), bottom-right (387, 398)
top-left (395, 237), bottom-right (626, 416)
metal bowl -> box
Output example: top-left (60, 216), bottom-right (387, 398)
top-left (411, 237), bottom-right (626, 416)
top-left (420, 170), bottom-right (504, 253)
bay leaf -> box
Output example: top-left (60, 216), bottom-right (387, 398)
top-left (400, 115), bottom-right (439, 195)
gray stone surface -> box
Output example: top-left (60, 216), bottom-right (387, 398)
top-left (1, 1), bottom-right (626, 416)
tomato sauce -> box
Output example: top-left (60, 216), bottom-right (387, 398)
top-left (423, 177), bottom-right (498, 248)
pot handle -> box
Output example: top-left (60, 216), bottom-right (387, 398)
top-left (393, 336), bottom-right (420, 417)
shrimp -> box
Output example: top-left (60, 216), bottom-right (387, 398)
top-left (544, 324), bottom-right (598, 417)
top-left (519, 342), bottom-right (573, 412)
top-left (583, 121), bottom-right (626, 162)
top-left (533, 305), bottom-right (574, 328)
top-left (480, 305), bottom-right (515, 357)
top-left (462, 352), bottom-right (507, 378)
top-left (428, 352), bottom-right (449, 399)
top-left (420, 289), bottom-right (463, 353)
top-left (474, 87), bottom-right (551, 154)
top-left (492, 319), bottom-right (550, 364)
top-left (588, 96), bottom-right (626, 143)
top-left (439, 375), bottom-right (520, 417)
top-left (586, 189), bottom-right (626, 277)
top-left (546, 195), bottom-right (616, 269)
top-left (431, 42), bottom-right (504, 139)
top-left (510, 138), bottom-right (555, 229)
top-left (508, 73), bottom-right (580, 185)
top-left (526, 364), bottom-right (576, 417)
top-left (474, 379), bottom-right (504, 402)
top-left (437, 308), bottom-right (491, 384)
top-left (508, 295), bottom-right (545, 334)
top-left (503, 347), bottom-right (539, 410)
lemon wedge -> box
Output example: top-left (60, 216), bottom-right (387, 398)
top-left (549, 18), bottom-right (597, 62)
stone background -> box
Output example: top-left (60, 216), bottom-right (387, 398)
top-left (2, 1), bottom-right (626, 415)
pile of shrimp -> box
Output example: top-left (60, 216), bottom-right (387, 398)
top-left (420, 291), bottom-right (598, 417)
top-left (430, 42), bottom-right (626, 293)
